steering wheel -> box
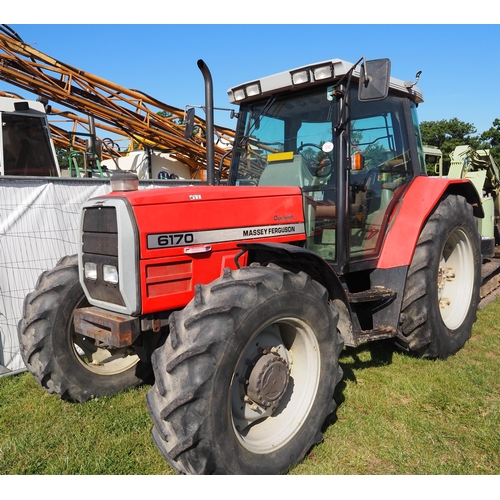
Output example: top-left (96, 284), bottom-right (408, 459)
top-left (297, 143), bottom-right (334, 178)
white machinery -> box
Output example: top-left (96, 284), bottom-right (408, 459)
top-left (0, 95), bottom-right (60, 177)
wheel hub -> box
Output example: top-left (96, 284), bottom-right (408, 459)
top-left (246, 352), bottom-right (290, 408)
top-left (438, 265), bottom-right (456, 309)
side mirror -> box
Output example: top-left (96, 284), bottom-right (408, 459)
top-left (184, 107), bottom-right (196, 138)
top-left (358, 58), bottom-right (391, 102)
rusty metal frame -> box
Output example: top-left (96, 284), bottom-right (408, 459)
top-left (0, 29), bottom-right (235, 178)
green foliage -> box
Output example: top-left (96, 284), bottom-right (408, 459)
top-left (481, 118), bottom-right (500, 165)
top-left (156, 110), bottom-right (171, 119)
top-left (1, 297), bottom-right (500, 475)
top-left (420, 117), bottom-right (500, 172)
top-left (155, 108), bottom-right (204, 139)
top-left (55, 146), bottom-right (70, 168)
top-left (157, 109), bottom-right (183, 126)
top-left (420, 118), bottom-right (486, 172)
top-left (56, 146), bottom-right (84, 172)
top-left (364, 142), bottom-right (388, 168)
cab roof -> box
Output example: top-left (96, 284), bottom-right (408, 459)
top-left (227, 58), bottom-right (423, 105)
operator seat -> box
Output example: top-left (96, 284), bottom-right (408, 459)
top-left (259, 153), bottom-right (314, 187)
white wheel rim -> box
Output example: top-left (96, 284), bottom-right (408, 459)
top-left (70, 298), bottom-right (140, 375)
top-left (72, 333), bottom-right (140, 375)
top-left (230, 317), bottom-right (321, 454)
top-left (438, 228), bottom-right (475, 330)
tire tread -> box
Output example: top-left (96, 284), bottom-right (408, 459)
top-left (147, 264), bottom-right (343, 474)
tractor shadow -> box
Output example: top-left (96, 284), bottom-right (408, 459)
top-left (323, 338), bottom-right (396, 429)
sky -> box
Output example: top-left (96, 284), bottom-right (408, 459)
top-left (2, 6), bottom-right (500, 142)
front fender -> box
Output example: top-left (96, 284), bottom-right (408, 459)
top-left (237, 242), bottom-right (349, 309)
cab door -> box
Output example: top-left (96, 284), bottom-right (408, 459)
top-left (347, 96), bottom-right (416, 262)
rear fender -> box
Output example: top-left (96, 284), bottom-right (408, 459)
top-left (377, 177), bottom-right (482, 269)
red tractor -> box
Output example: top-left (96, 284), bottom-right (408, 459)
top-left (18, 58), bottom-right (483, 474)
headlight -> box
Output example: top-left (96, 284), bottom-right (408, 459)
top-left (291, 63), bottom-right (334, 86)
top-left (245, 82), bottom-right (261, 97)
top-left (84, 262), bottom-right (97, 280)
top-left (233, 88), bottom-right (246, 101)
top-left (232, 81), bottom-right (262, 101)
top-left (312, 63), bottom-right (334, 81)
top-left (291, 69), bottom-right (310, 85)
top-left (103, 264), bottom-right (119, 284)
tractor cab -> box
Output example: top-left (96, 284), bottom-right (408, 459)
top-left (0, 96), bottom-right (60, 177)
top-left (227, 58), bottom-right (427, 273)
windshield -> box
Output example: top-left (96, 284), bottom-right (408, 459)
top-left (230, 85), bottom-right (336, 187)
top-left (1, 113), bottom-right (59, 176)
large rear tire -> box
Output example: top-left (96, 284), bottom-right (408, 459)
top-left (398, 194), bottom-right (481, 359)
top-left (146, 263), bottom-right (344, 474)
top-left (17, 255), bottom-right (152, 402)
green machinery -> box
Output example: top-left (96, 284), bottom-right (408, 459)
top-left (425, 144), bottom-right (500, 255)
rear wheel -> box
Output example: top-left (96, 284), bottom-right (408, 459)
top-left (18, 255), bottom-right (152, 402)
top-left (398, 194), bottom-right (481, 359)
top-left (146, 264), bottom-right (344, 474)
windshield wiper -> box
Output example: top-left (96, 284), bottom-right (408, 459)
top-left (239, 96), bottom-right (277, 149)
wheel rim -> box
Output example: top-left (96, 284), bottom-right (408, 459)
top-left (437, 227), bottom-right (475, 330)
top-left (70, 299), bottom-right (140, 375)
top-left (230, 317), bottom-right (321, 454)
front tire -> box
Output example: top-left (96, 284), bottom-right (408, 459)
top-left (398, 194), bottom-right (481, 359)
top-left (17, 255), bottom-right (152, 402)
top-left (146, 264), bottom-right (343, 474)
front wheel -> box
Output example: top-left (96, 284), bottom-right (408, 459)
top-left (398, 194), bottom-right (481, 359)
top-left (17, 255), bottom-right (152, 402)
top-left (146, 264), bottom-right (344, 474)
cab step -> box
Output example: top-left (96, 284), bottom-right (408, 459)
top-left (356, 326), bottom-right (397, 343)
top-left (348, 287), bottom-right (396, 304)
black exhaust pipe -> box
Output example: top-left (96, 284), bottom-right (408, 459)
top-left (197, 59), bottom-right (215, 186)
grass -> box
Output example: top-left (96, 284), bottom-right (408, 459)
top-left (0, 377), bottom-right (170, 475)
top-left (1, 301), bottom-right (499, 475)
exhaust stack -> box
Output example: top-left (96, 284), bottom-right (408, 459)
top-left (197, 59), bottom-right (215, 186)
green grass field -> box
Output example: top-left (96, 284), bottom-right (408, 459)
top-left (1, 299), bottom-right (499, 475)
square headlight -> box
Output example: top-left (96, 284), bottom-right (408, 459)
top-left (291, 69), bottom-right (310, 85)
top-left (245, 82), bottom-right (261, 97)
top-left (233, 88), bottom-right (246, 101)
top-left (103, 264), bottom-right (119, 284)
top-left (312, 64), bottom-right (334, 81)
top-left (84, 262), bottom-right (97, 280)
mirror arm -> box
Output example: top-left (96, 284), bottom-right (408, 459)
top-left (404, 71), bottom-right (422, 89)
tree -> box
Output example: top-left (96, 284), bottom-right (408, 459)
top-left (420, 118), bottom-right (483, 153)
top-left (156, 109), bottom-right (203, 138)
top-left (420, 118), bottom-right (485, 173)
top-left (480, 118), bottom-right (500, 165)
top-left (56, 146), bottom-right (84, 174)
top-left (363, 142), bottom-right (388, 169)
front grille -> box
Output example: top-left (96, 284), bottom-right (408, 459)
top-left (82, 206), bottom-right (125, 306)
top-left (83, 232), bottom-right (118, 256)
top-left (83, 206), bottom-right (118, 233)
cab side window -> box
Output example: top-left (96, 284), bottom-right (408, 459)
top-left (349, 104), bottom-right (413, 259)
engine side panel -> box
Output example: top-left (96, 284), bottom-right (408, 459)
top-left (129, 186), bottom-right (307, 314)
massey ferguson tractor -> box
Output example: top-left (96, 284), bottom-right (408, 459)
top-left (18, 57), bottom-right (483, 474)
